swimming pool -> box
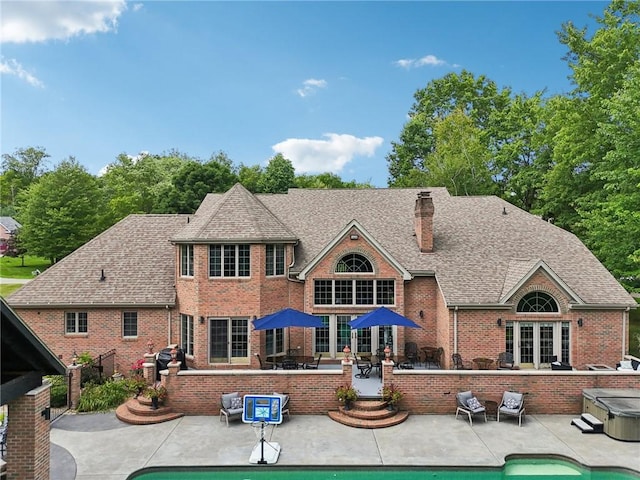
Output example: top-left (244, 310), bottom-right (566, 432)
top-left (127, 456), bottom-right (640, 480)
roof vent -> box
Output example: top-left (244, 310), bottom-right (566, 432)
top-left (502, 207), bottom-right (507, 215)
top-left (100, 269), bottom-right (106, 281)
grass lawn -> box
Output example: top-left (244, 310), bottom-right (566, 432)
top-left (0, 283), bottom-right (23, 298)
top-left (0, 255), bottom-right (50, 278)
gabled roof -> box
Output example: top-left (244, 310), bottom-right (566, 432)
top-left (172, 183), bottom-right (297, 243)
top-left (0, 216), bottom-right (21, 233)
top-left (1, 298), bottom-right (66, 404)
top-left (298, 220), bottom-right (412, 281)
top-left (499, 259), bottom-right (583, 305)
top-left (8, 214), bottom-right (187, 307)
top-left (7, 187), bottom-right (636, 309)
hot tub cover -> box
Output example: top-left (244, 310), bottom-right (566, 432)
top-left (583, 388), bottom-right (640, 418)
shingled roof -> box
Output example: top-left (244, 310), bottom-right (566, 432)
top-left (172, 183), bottom-right (296, 243)
top-left (7, 186), bottom-right (635, 309)
top-left (8, 215), bottom-right (187, 307)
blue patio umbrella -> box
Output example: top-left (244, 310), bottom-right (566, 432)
top-left (348, 306), bottom-right (422, 329)
top-left (252, 308), bottom-right (324, 330)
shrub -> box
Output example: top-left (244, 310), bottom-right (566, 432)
top-left (76, 379), bottom-right (131, 412)
top-left (46, 375), bottom-right (68, 408)
top-left (381, 383), bottom-right (404, 405)
top-left (335, 384), bottom-right (358, 403)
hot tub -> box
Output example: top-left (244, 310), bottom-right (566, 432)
top-left (582, 389), bottom-right (640, 442)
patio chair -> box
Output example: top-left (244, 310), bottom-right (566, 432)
top-left (496, 352), bottom-right (515, 370)
top-left (220, 392), bottom-right (244, 427)
top-left (354, 354), bottom-right (372, 378)
top-left (497, 391), bottom-right (525, 426)
top-left (455, 391), bottom-right (487, 426)
top-left (255, 353), bottom-right (275, 370)
top-left (404, 342), bottom-right (419, 366)
top-left (452, 353), bottom-right (472, 370)
top-left (303, 353), bottom-right (322, 369)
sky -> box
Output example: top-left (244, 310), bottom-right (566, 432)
top-left (1, 1), bottom-right (608, 187)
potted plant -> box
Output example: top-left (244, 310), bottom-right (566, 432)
top-left (335, 384), bottom-right (358, 410)
top-left (145, 383), bottom-right (167, 410)
top-left (381, 383), bottom-right (403, 410)
top-left (128, 374), bottom-right (147, 398)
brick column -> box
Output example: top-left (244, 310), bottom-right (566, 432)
top-left (164, 361), bottom-right (181, 408)
top-left (381, 359), bottom-right (394, 387)
top-left (68, 364), bottom-right (82, 410)
top-left (341, 359), bottom-right (353, 385)
top-left (143, 353), bottom-right (156, 385)
top-left (7, 383), bottom-right (51, 480)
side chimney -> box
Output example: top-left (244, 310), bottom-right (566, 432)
top-left (414, 191), bottom-right (434, 253)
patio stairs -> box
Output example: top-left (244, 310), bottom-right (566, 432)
top-left (328, 399), bottom-right (409, 428)
top-left (115, 396), bottom-right (184, 425)
top-left (571, 412), bottom-right (604, 434)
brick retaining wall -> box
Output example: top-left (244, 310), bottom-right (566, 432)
top-left (159, 361), bottom-right (639, 416)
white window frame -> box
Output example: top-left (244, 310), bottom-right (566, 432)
top-left (265, 244), bottom-right (285, 277)
top-left (209, 245), bottom-right (251, 278)
top-left (122, 311), bottom-right (138, 338)
top-left (65, 312), bottom-right (88, 334)
top-left (180, 244), bottom-right (194, 277)
top-left (180, 314), bottom-right (194, 355)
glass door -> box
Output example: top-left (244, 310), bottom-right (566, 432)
top-left (519, 322), bottom-right (534, 368)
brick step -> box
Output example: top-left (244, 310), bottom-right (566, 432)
top-left (115, 399), bottom-right (184, 425)
top-left (352, 400), bottom-right (388, 411)
top-left (339, 405), bottom-right (398, 421)
top-left (328, 410), bottom-right (409, 429)
top-left (571, 418), bottom-right (595, 433)
top-left (581, 413), bottom-right (604, 432)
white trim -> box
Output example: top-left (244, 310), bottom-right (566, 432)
top-left (499, 260), bottom-right (583, 305)
top-left (297, 220), bottom-right (412, 281)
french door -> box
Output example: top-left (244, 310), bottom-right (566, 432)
top-left (314, 314), bottom-right (397, 358)
top-left (209, 317), bottom-right (249, 364)
top-left (508, 321), bottom-right (570, 369)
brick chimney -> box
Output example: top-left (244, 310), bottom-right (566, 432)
top-left (414, 191), bottom-right (434, 253)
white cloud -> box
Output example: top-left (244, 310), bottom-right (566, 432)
top-left (272, 133), bottom-right (384, 174)
top-left (0, 57), bottom-right (44, 87)
top-left (394, 54), bottom-right (454, 69)
top-left (296, 78), bottom-right (327, 97)
top-left (0, 0), bottom-right (127, 44)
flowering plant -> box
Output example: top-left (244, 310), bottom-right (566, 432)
top-left (381, 383), bottom-right (403, 405)
top-left (130, 359), bottom-right (144, 375)
top-left (145, 383), bottom-right (167, 400)
top-left (335, 384), bottom-right (358, 403)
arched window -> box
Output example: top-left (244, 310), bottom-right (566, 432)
top-left (335, 253), bottom-right (373, 273)
top-left (517, 292), bottom-right (559, 313)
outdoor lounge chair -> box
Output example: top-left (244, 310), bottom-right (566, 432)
top-left (497, 391), bottom-right (525, 426)
top-left (354, 355), bottom-right (372, 378)
top-left (404, 342), bottom-right (419, 366)
top-left (255, 353), bottom-right (275, 370)
top-left (455, 391), bottom-right (487, 426)
top-left (303, 354), bottom-right (322, 369)
top-left (220, 392), bottom-right (244, 427)
top-left (452, 353), bottom-right (472, 370)
top-left (497, 352), bottom-right (515, 369)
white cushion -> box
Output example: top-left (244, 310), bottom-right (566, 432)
top-left (618, 360), bottom-right (633, 370)
top-left (467, 397), bottom-right (482, 410)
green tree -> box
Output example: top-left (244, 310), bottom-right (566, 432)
top-left (101, 151), bottom-right (187, 224)
top-left (238, 164), bottom-right (264, 193)
top-left (156, 152), bottom-right (238, 213)
top-left (17, 158), bottom-right (103, 262)
top-left (425, 108), bottom-right (495, 196)
top-left (258, 154), bottom-right (296, 193)
top-left (541, 0), bottom-right (640, 231)
top-left (295, 172), bottom-right (373, 189)
top-left (1, 146), bottom-right (50, 212)
top-left (386, 70), bottom-right (511, 187)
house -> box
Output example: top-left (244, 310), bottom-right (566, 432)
top-left (0, 217), bottom-right (21, 254)
top-left (7, 184), bottom-right (636, 375)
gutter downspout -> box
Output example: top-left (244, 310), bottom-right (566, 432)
top-left (453, 306), bottom-right (458, 354)
top-left (167, 305), bottom-right (171, 347)
top-left (623, 307), bottom-right (629, 358)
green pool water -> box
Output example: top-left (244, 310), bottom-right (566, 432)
top-left (128, 458), bottom-right (640, 480)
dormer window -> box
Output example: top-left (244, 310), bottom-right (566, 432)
top-left (336, 253), bottom-right (373, 273)
top-left (517, 292), bottom-right (559, 313)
